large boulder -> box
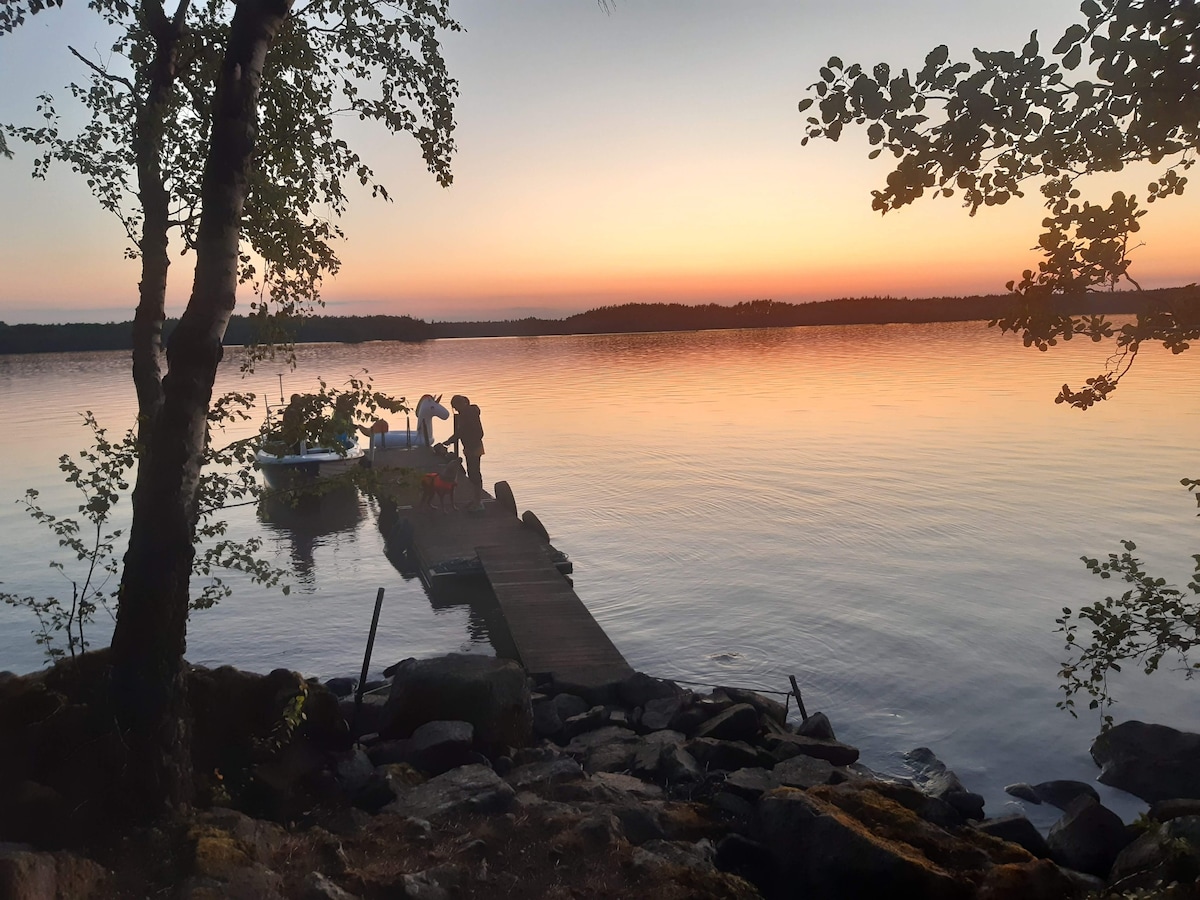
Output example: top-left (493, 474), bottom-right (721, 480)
top-left (531, 695), bottom-right (561, 739)
top-left (0, 845), bottom-right (108, 900)
top-left (380, 655), bottom-right (532, 750)
top-left (795, 711), bottom-right (837, 741)
top-left (1046, 795), bottom-right (1130, 878)
top-left (1109, 814), bottom-right (1200, 891)
top-left (975, 814), bottom-right (1052, 859)
top-left (973, 859), bottom-right (1083, 900)
top-left (564, 724), bottom-right (639, 755)
top-left (631, 731), bottom-right (696, 782)
top-left (321, 677), bottom-right (357, 699)
top-left (551, 693), bottom-right (589, 721)
top-left (1004, 783), bottom-right (1042, 804)
top-left (340, 693), bottom-right (388, 740)
top-left (332, 749), bottom-right (376, 797)
top-left (723, 768), bottom-right (779, 803)
top-left (639, 696), bottom-right (684, 733)
top-left (904, 747), bottom-right (985, 821)
top-left (531, 692), bottom-right (589, 740)
top-left (561, 706), bottom-right (607, 740)
top-left (762, 731), bottom-right (859, 767)
top-left (406, 720), bottom-right (477, 775)
top-left (669, 695), bottom-right (737, 736)
top-left (694, 703), bottom-right (761, 743)
top-left (757, 781), bottom-right (1055, 899)
top-left (657, 742), bottom-right (704, 783)
top-left (359, 721), bottom-right (478, 776)
top-left (773, 754), bottom-right (836, 790)
top-left (583, 742), bottom-right (638, 774)
top-left (382, 763), bottom-right (515, 820)
top-left (191, 808), bottom-right (288, 866)
top-left (1149, 798), bottom-right (1200, 822)
top-left (867, 781), bottom-right (964, 830)
top-left (1091, 721), bottom-right (1200, 802)
top-left (714, 833), bottom-right (778, 896)
top-left (1030, 780), bottom-right (1099, 811)
top-left (685, 738), bottom-right (763, 773)
top-left (756, 788), bottom-right (971, 899)
top-left (718, 687), bottom-right (788, 726)
top-left (617, 672), bottom-right (682, 709)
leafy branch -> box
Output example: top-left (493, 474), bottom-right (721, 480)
top-left (1057, 478), bottom-right (1200, 728)
top-left (1, 393), bottom-right (295, 661)
top-left (798, 0), bottom-right (1200, 408)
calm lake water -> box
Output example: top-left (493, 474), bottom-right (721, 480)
top-left (2, 321), bottom-right (1198, 824)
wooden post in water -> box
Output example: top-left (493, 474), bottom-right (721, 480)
top-left (354, 588), bottom-right (386, 723)
top-left (789, 674), bottom-right (809, 722)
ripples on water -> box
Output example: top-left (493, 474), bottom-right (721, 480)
top-left (1, 321), bottom-right (1198, 823)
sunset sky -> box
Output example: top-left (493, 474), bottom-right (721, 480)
top-left (1, 0), bottom-right (1197, 324)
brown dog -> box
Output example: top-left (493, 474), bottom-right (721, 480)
top-left (419, 456), bottom-right (465, 512)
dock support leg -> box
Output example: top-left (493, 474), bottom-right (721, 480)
top-left (789, 674), bottom-right (809, 722)
top-left (353, 587), bottom-right (387, 724)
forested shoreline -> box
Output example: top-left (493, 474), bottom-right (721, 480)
top-left (1, 288), bottom-right (1193, 354)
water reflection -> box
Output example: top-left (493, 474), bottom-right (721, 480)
top-left (425, 579), bottom-right (517, 660)
top-left (258, 484), bottom-right (364, 582)
top-left (376, 505), bottom-right (514, 658)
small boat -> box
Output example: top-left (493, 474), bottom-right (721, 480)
top-left (257, 382), bottom-right (373, 489)
top-left (255, 439), bottom-right (364, 490)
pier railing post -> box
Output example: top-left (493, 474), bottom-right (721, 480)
top-left (353, 587), bottom-right (387, 724)
top-left (789, 674), bottom-right (809, 722)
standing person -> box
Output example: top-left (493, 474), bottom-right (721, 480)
top-left (280, 393), bottom-right (313, 450)
top-left (440, 394), bottom-right (485, 512)
top-left (331, 393), bottom-right (358, 449)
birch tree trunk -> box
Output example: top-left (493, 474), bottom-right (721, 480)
top-left (110, 0), bottom-right (292, 814)
top-left (131, 0), bottom-right (190, 429)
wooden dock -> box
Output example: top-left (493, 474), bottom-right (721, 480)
top-left (477, 544), bottom-right (633, 692)
top-left (371, 446), bottom-right (633, 695)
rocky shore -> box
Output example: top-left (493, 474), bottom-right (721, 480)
top-left (2, 653), bottom-right (1199, 898)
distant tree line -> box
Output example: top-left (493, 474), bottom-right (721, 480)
top-left (2, 289), bottom-right (1193, 354)
top-left (435, 291), bottom-right (1184, 338)
top-left (0, 314), bottom-right (434, 354)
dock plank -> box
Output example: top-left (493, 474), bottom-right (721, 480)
top-left (477, 544), bottom-right (633, 690)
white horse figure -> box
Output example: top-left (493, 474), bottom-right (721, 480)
top-left (415, 393), bottom-right (449, 446)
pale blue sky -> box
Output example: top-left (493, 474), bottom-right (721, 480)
top-left (1, 1), bottom-right (1195, 324)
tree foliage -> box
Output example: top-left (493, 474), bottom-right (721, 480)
top-left (799, 0), bottom-right (1199, 408)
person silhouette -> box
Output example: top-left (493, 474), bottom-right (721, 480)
top-left (440, 394), bottom-right (485, 512)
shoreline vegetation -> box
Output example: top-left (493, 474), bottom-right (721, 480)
top-left (2, 286), bottom-right (1196, 355)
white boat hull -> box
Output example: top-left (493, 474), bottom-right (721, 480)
top-left (255, 445), bottom-right (365, 490)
